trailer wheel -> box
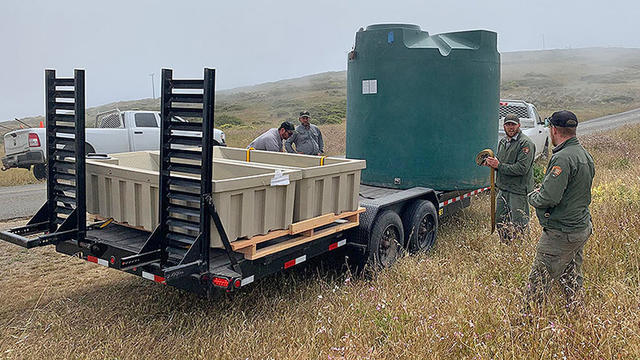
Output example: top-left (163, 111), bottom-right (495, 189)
top-left (367, 210), bottom-right (404, 269)
top-left (32, 163), bottom-right (47, 181)
top-left (402, 200), bottom-right (438, 253)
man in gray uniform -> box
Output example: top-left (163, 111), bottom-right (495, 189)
top-left (285, 111), bottom-right (324, 155)
top-left (248, 121), bottom-right (295, 152)
top-left (526, 110), bottom-right (595, 306)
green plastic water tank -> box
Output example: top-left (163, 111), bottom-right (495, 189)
top-left (346, 24), bottom-right (500, 191)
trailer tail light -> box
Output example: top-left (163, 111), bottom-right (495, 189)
top-left (212, 277), bottom-right (230, 288)
top-left (28, 133), bottom-right (41, 147)
top-left (234, 279), bottom-right (241, 288)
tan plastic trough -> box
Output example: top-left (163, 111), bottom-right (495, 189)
top-left (86, 151), bottom-right (302, 248)
top-left (212, 147), bottom-right (366, 221)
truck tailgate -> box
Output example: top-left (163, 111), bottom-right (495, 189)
top-left (4, 130), bottom-right (30, 156)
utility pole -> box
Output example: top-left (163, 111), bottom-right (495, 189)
top-left (149, 73), bottom-right (155, 99)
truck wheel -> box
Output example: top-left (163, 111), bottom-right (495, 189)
top-left (32, 163), bottom-right (47, 181)
top-left (367, 210), bottom-right (404, 269)
top-left (402, 200), bottom-right (438, 253)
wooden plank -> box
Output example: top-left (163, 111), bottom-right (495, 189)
top-left (288, 213), bottom-right (335, 234)
top-left (230, 228), bottom-right (289, 250)
top-left (230, 207), bottom-right (366, 252)
top-left (245, 222), bottom-right (359, 260)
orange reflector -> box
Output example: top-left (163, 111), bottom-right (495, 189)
top-left (212, 277), bottom-right (230, 288)
top-left (39, 121), bottom-right (44, 128)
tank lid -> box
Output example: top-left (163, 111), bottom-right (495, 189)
top-left (365, 23), bottom-right (421, 31)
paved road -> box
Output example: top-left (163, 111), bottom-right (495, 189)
top-left (1, 108), bottom-right (639, 221)
top-left (0, 183), bottom-right (45, 220)
top-left (577, 107), bottom-right (640, 136)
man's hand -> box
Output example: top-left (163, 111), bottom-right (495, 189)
top-left (485, 156), bottom-right (499, 169)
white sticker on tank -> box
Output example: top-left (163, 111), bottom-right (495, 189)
top-left (362, 79), bottom-right (377, 94)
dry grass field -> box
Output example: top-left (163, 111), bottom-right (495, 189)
top-left (0, 124), bottom-right (638, 359)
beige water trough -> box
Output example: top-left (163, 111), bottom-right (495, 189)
top-left (213, 147), bottom-right (366, 221)
top-left (86, 151), bottom-right (302, 248)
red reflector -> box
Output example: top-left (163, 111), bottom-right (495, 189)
top-left (284, 259), bottom-right (296, 269)
top-left (28, 133), bottom-right (41, 147)
top-left (234, 280), bottom-right (241, 288)
top-left (87, 255), bottom-right (98, 263)
top-left (328, 243), bottom-right (338, 251)
top-left (499, 102), bottom-right (508, 106)
top-left (154, 275), bottom-right (166, 284)
top-left (212, 277), bottom-right (229, 288)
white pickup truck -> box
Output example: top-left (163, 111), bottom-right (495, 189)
top-left (498, 99), bottom-right (550, 159)
top-left (1, 109), bottom-right (226, 180)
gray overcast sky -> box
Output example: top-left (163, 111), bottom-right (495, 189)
top-left (1, 0), bottom-right (638, 121)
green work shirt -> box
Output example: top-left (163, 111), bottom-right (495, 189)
top-left (528, 137), bottom-right (595, 232)
top-left (495, 131), bottom-right (536, 195)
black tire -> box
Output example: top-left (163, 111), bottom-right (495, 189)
top-left (402, 200), bottom-right (438, 253)
top-left (32, 163), bottom-right (47, 181)
top-left (367, 210), bottom-right (404, 269)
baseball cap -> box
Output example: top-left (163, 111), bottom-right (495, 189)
top-left (299, 111), bottom-right (310, 118)
top-left (280, 121), bottom-right (295, 132)
top-left (549, 110), bottom-right (578, 127)
top-left (503, 113), bottom-right (520, 125)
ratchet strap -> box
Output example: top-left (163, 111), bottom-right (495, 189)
top-left (246, 147), bottom-right (254, 162)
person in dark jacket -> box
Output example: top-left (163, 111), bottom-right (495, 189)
top-left (526, 110), bottom-right (595, 306)
top-left (484, 113), bottom-right (536, 242)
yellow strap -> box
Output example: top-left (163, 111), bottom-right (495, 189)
top-left (99, 218), bottom-right (114, 229)
top-left (246, 147), bottom-right (254, 162)
top-left (320, 156), bottom-right (327, 166)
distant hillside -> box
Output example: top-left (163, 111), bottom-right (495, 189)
top-left (3, 47), bottom-right (640, 148)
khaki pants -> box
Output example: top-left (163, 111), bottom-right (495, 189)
top-left (526, 222), bottom-right (593, 304)
top-left (496, 190), bottom-right (530, 241)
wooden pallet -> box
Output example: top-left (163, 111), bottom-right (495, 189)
top-left (231, 207), bottom-right (365, 260)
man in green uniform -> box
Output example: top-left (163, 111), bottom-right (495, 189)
top-left (526, 110), bottom-right (595, 306)
top-left (484, 113), bottom-right (536, 242)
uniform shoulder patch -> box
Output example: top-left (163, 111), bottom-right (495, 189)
top-left (522, 147), bottom-right (530, 154)
top-left (550, 165), bottom-right (562, 177)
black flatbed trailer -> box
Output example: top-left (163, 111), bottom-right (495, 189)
top-left (0, 68), bottom-right (486, 297)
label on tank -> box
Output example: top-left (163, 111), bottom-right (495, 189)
top-left (362, 79), bottom-right (377, 94)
